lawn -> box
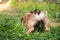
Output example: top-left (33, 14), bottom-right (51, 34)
top-left (0, 0), bottom-right (60, 40)
top-left (0, 12), bottom-right (60, 40)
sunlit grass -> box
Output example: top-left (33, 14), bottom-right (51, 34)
top-left (0, 0), bottom-right (60, 40)
top-left (0, 13), bottom-right (60, 40)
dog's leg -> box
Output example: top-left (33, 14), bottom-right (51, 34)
top-left (26, 26), bottom-right (34, 34)
top-left (44, 19), bottom-right (50, 32)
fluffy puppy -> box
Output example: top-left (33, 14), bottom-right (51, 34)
top-left (21, 9), bottom-right (50, 34)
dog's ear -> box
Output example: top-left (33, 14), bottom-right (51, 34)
top-left (30, 11), bottom-right (33, 13)
top-left (34, 9), bottom-right (41, 15)
top-left (21, 17), bottom-right (23, 23)
top-left (34, 9), bottom-right (38, 12)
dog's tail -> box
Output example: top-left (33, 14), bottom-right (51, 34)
top-left (43, 10), bottom-right (48, 17)
top-left (45, 10), bottom-right (48, 16)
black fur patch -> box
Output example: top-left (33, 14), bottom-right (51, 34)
top-left (21, 17), bottom-right (23, 22)
top-left (30, 11), bottom-right (33, 13)
top-left (34, 20), bottom-right (45, 32)
top-left (34, 9), bottom-right (41, 15)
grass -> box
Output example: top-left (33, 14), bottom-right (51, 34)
top-left (11, 1), bottom-right (60, 22)
top-left (0, 0), bottom-right (60, 40)
top-left (0, 12), bottom-right (60, 40)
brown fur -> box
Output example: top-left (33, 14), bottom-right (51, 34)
top-left (21, 12), bottom-right (35, 26)
top-left (21, 9), bottom-right (50, 34)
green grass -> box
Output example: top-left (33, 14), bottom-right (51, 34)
top-left (11, 1), bottom-right (60, 22)
top-left (0, 13), bottom-right (60, 40)
top-left (0, 0), bottom-right (60, 40)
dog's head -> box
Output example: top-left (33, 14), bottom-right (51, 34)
top-left (21, 9), bottom-right (41, 25)
top-left (33, 9), bottom-right (41, 15)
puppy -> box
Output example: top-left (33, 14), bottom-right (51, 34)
top-left (21, 9), bottom-right (50, 34)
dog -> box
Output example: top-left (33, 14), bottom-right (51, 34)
top-left (21, 9), bottom-right (50, 34)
